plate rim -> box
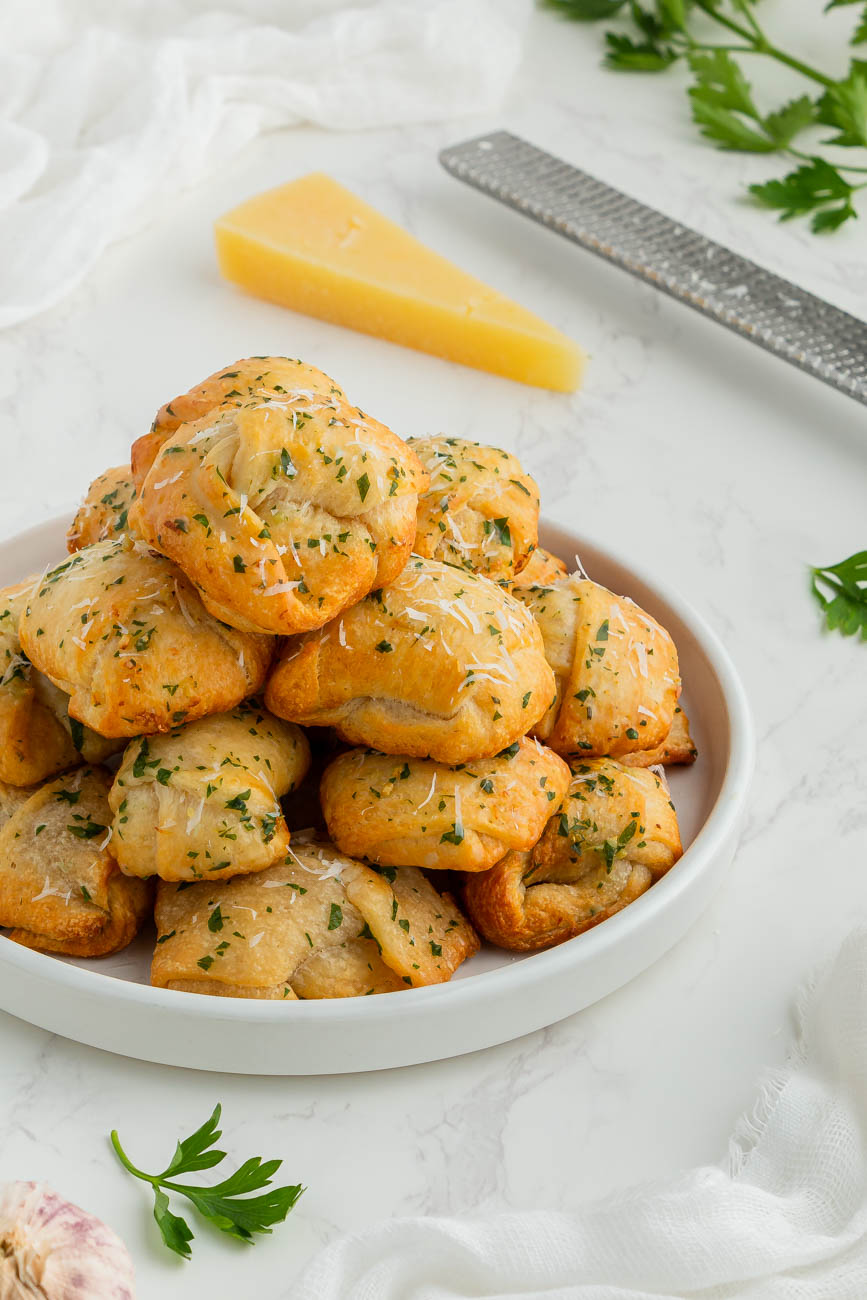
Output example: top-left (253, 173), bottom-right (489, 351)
top-left (0, 513), bottom-right (754, 1028)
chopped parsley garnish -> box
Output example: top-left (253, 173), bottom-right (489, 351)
top-left (811, 551), bottom-right (867, 639)
top-left (207, 905), bottom-right (225, 933)
top-left (67, 819), bottom-right (107, 840)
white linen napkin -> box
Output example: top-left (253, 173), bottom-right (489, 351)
top-left (292, 927), bottom-right (867, 1299)
top-left (0, 0), bottom-right (531, 330)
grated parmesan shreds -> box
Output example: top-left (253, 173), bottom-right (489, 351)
top-left (571, 771), bottom-right (599, 787)
top-left (573, 552), bottom-right (590, 581)
top-left (446, 514), bottom-right (472, 555)
top-left (262, 580), bottom-right (303, 597)
top-left (248, 932), bottom-right (265, 947)
top-left (609, 604), bottom-right (631, 636)
top-left (255, 769), bottom-right (277, 800)
top-left (0, 653), bottom-right (28, 687)
top-left (417, 772), bottom-right (438, 811)
top-left (186, 421), bottom-right (229, 446)
top-left (459, 666), bottom-right (512, 692)
top-left (152, 470), bottom-right (184, 491)
top-left (232, 904), bottom-right (258, 920)
top-left (31, 875), bottom-right (71, 904)
top-left (648, 763), bottom-right (670, 792)
top-left (186, 798), bottom-right (205, 834)
top-left (173, 580), bottom-right (199, 630)
top-left (302, 849), bottom-right (347, 881)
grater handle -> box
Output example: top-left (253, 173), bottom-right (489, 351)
top-left (439, 131), bottom-right (867, 407)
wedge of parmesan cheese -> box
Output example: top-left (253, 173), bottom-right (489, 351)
top-left (215, 173), bottom-right (585, 392)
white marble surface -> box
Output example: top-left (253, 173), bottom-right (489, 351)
top-left (1, 4), bottom-right (866, 1295)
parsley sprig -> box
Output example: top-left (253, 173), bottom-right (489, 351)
top-left (543, 0), bottom-right (867, 232)
top-left (110, 1104), bottom-right (304, 1259)
top-left (811, 550), bottom-right (867, 637)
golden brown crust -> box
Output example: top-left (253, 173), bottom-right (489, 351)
top-left (515, 574), bottom-right (681, 759)
top-left (129, 360), bottom-right (428, 636)
top-left (462, 757), bottom-right (682, 951)
top-left (408, 436), bottom-right (539, 580)
top-left (509, 547), bottom-right (567, 590)
top-left (619, 706), bottom-right (697, 768)
top-left (320, 737), bottom-right (570, 872)
top-left (132, 358), bottom-right (345, 488)
top-left (109, 702), bottom-right (310, 881)
top-left (265, 557), bottom-right (556, 764)
top-left (0, 581), bottom-right (122, 786)
top-left (68, 466), bottom-right (137, 552)
top-left (339, 861), bottom-right (478, 985)
top-left (0, 767), bottom-right (151, 957)
top-left (19, 540), bottom-right (273, 738)
top-left (151, 837), bottom-right (478, 997)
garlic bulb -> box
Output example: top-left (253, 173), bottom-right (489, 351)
top-left (0, 1183), bottom-right (135, 1299)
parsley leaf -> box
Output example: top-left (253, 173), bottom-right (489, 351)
top-left (546, 0), bottom-right (867, 232)
top-left (688, 51), bottom-right (777, 152)
top-left (762, 96), bottom-right (818, 148)
top-left (816, 66), bottom-right (867, 147)
top-left (152, 1188), bottom-right (195, 1257)
top-left (208, 905), bottom-right (225, 933)
top-left (811, 551), bottom-right (867, 638)
top-left (110, 1104), bottom-right (304, 1260)
top-left (541, 0), bottom-right (627, 17)
top-left (749, 158), bottom-right (857, 232)
top-left (440, 823), bottom-right (465, 845)
top-left (605, 31), bottom-right (677, 72)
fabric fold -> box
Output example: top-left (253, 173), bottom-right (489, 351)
top-left (291, 928), bottom-right (867, 1299)
top-left (0, 0), bottom-right (531, 329)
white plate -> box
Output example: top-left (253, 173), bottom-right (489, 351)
top-left (0, 516), bottom-right (752, 1075)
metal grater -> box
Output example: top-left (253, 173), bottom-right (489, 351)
top-left (439, 131), bottom-right (867, 407)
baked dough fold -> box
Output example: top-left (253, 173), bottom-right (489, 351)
top-left (515, 574), bottom-right (681, 759)
top-left (265, 556), bottom-right (556, 763)
top-left (462, 757), bottom-right (682, 951)
top-left (0, 767), bottom-right (151, 956)
top-left (68, 465), bottom-right (137, 551)
top-left (320, 737), bottom-right (570, 872)
top-left (129, 359), bottom-right (428, 636)
top-left (619, 706), bottom-right (697, 768)
top-left (0, 581), bottom-right (122, 786)
top-left (151, 837), bottom-right (478, 998)
top-left (408, 436), bottom-right (539, 580)
top-left (509, 547), bottom-right (566, 590)
top-left (132, 357), bottom-right (345, 487)
top-left (19, 539), bottom-right (273, 738)
top-left (109, 702), bottom-right (310, 881)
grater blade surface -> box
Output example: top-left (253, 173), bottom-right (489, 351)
top-left (439, 131), bottom-right (867, 407)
